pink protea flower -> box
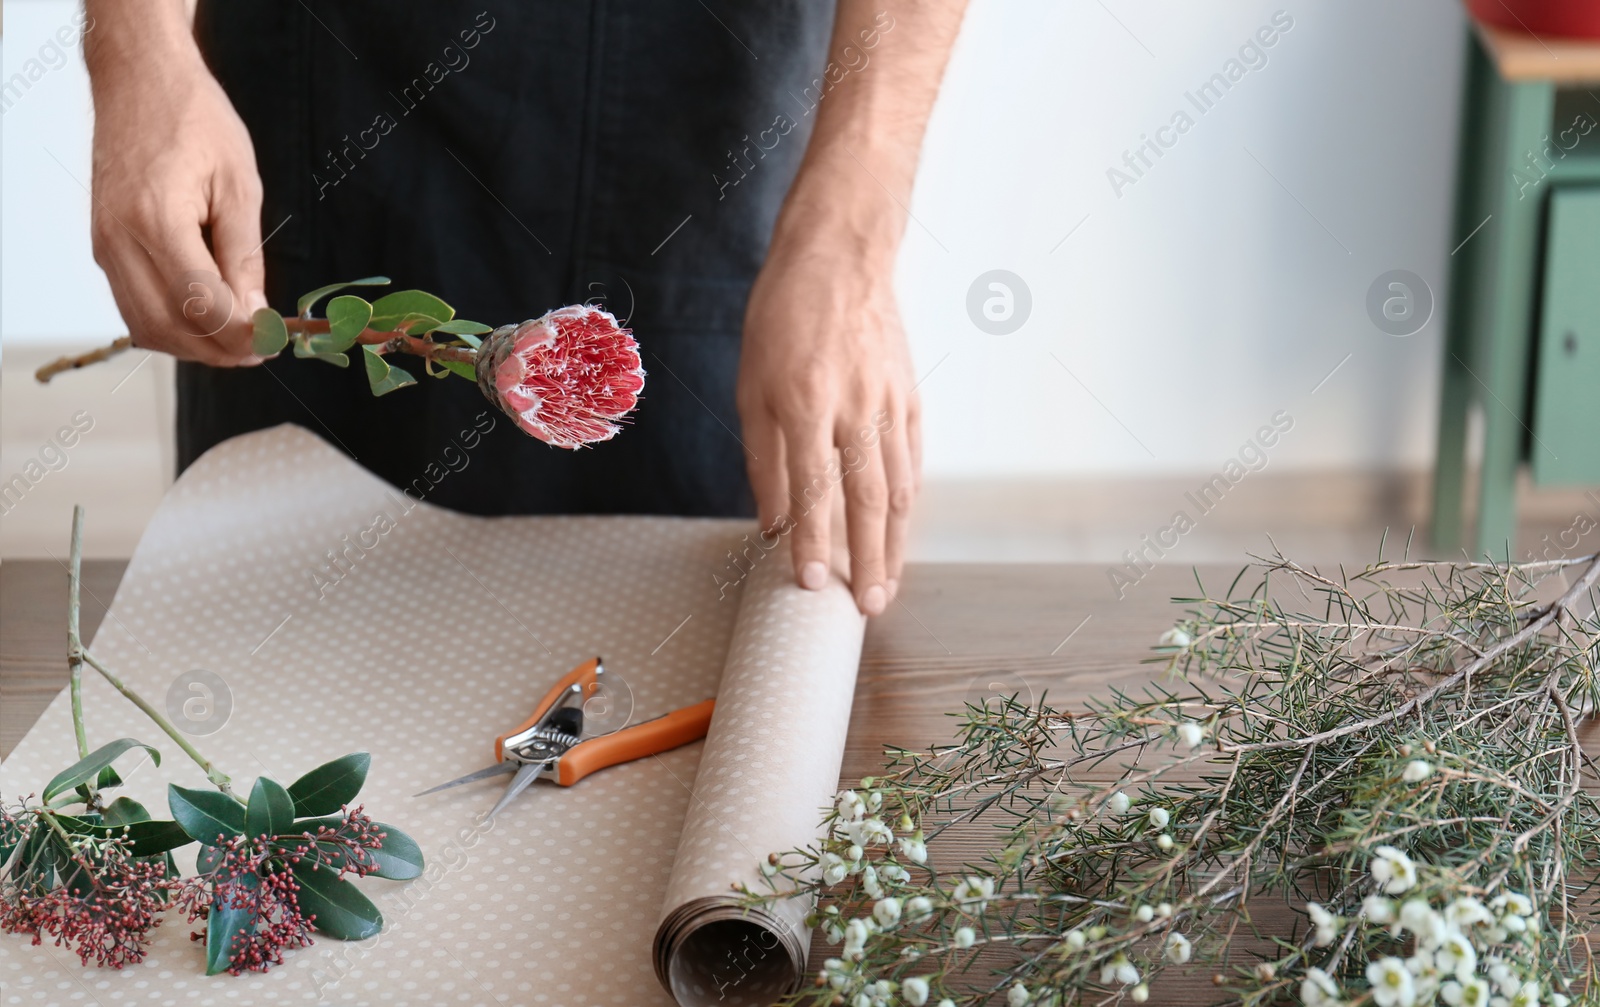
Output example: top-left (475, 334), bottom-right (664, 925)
top-left (474, 305), bottom-right (645, 448)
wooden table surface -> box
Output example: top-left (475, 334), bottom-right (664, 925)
top-left (1, 558), bottom-right (1211, 763)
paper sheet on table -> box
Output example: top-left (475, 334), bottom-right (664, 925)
top-left (0, 424), bottom-right (863, 1007)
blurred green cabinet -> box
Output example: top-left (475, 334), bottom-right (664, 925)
top-left (1529, 187), bottom-right (1600, 486)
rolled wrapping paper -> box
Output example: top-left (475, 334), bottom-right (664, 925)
top-left (654, 554), bottom-right (867, 1005)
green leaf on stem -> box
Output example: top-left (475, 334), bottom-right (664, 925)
top-left (427, 319), bottom-right (492, 337)
top-left (48, 813), bottom-right (193, 858)
top-left (205, 869), bottom-right (260, 975)
top-left (368, 290), bottom-right (452, 333)
top-left (251, 308), bottom-right (289, 356)
top-left (291, 861), bottom-right (384, 940)
top-left (362, 346), bottom-right (417, 396)
top-left (245, 777), bottom-right (296, 839)
top-left (288, 816), bottom-right (425, 880)
top-left (168, 783), bottom-right (246, 845)
top-left (42, 739), bottom-right (160, 803)
top-left (196, 844), bottom-right (224, 875)
top-left (286, 752), bottom-right (369, 818)
top-left (100, 796), bottom-right (151, 826)
top-left (297, 276), bottom-right (391, 317)
top-left (325, 295), bottom-right (374, 351)
top-left (438, 360), bottom-right (476, 381)
top-left (293, 337), bottom-right (350, 368)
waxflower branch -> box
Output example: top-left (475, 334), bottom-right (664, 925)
top-left (1, 510), bottom-right (426, 975)
top-left (36, 276), bottom-right (646, 450)
top-left (744, 547), bottom-right (1600, 1007)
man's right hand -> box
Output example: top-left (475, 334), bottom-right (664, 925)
top-left (85, 0), bottom-right (266, 366)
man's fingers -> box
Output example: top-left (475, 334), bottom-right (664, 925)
top-left (209, 170), bottom-right (267, 330)
top-left (103, 230), bottom-right (246, 367)
top-left (842, 423), bottom-right (891, 616)
top-left (783, 418), bottom-right (834, 592)
top-left (741, 405), bottom-right (789, 535)
top-left (149, 207), bottom-right (258, 361)
top-left (881, 410), bottom-right (915, 599)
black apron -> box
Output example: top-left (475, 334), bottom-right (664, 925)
top-left (185, 1), bottom-right (835, 516)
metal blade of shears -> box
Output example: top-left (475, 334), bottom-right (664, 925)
top-left (412, 761), bottom-right (517, 797)
top-left (487, 761), bottom-right (546, 819)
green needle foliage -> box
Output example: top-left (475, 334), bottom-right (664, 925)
top-left (750, 548), bottom-right (1600, 1007)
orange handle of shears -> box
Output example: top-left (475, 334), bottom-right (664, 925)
top-left (494, 657), bottom-right (601, 763)
top-left (555, 698), bottom-right (716, 786)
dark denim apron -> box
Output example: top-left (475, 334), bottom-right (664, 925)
top-left (184, 1), bottom-right (834, 516)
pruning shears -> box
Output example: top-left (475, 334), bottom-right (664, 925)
top-left (414, 657), bottom-right (716, 818)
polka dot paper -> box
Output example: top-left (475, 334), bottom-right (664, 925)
top-left (0, 425), bottom-right (864, 1007)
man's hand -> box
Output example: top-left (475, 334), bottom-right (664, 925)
top-left (85, 0), bottom-right (266, 366)
top-left (738, 0), bottom-right (966, 615)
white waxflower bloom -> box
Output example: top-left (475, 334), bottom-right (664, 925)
top-left (1308, 902), bottom-right (1341, 946)
top-left (1110, 953), bottom-right (1141, 985)
top-left (954, 926), bottom-right (976, 949)
top-left (843, 918), bottom-right (870, 958)
top-left (1134, 904), bottom-right (1154, 923)
top-left (937, 1001), bottom-right (957, 1007)
top-left (1158, 627), bottom-right (1192, 648)
top-left (823, 920), bottom-right (845, 943)
top-left (873, 898), bottom-right (902, 927)
top-left (1147, 807), bottom-right (1170, 830)
top-left (1367, 956), bottom-right (1418, 1007)
top-left (1156, 833), bottom-right (1175, 851)
top-left (1156, 903), bottom-right (1173, 918)
top-left (1490, 891), bottom-right (1534, 917)
top-left (1371, 845), bottom-right (1419, 894)
top-left (1509, 980), bottom-right (1540, 1007)
top-left (1550, 994), bottom-right (1570, 1007)
top-left (1446, 897), bottom-right (1492, 929)
top-left (866, 790), bottom-right (883, 812)
top-left (857, 818), bottom-right (895, 846)
top-left (1364, 895), bottom-right (1397, 924)
top-left (837, 790), bottom-right (866, 821)
top-left (822, 853), bottom-right (849, 886)
top-left (898, 836), bottom-right (928, 864)
top-left (953, 876), bottom-right (996, 911)
top-left (906, 896), bottom-right (933, 920)
top-left (1164, 931), bottom-right (1192, 964)
top-left (1107, 791), bottom-right (1131, 816)
top-left (1402, 759), bottom-right (1433, 783)
top-left (1007, 983), bottom-right (1030, 1007)
top-left (1177, 720), bottom-right (1206, 748)
top-left (1442, 978), bottom-right (1492, 1007)
top-left (852, 993), bottom-right (872, 1007)
top-left (1130, 983), bottom-right (1150, 1003)
top-left (847, 844), bottom-right (865, 863)
top-left (1303, 967), bottom-right (1342, 1007)
top-left (1400, 900), bottom-right (1447, 949)
top-left (1064, 929), bottom-right (1086, 951)
top-left (881, 864), bottom-right (911, 884)
top-left (862, 866), bottom-right (883, 899)
top-left (902, 977), bottom-right (930, 1007)
top-left (1435, 929), bottom-right (1477, 982)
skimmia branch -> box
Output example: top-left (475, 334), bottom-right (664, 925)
top-left (746, 547), bottom-right (1600, 1007)
top-left (0, 508), bottom-right (425, 975)
top-left (34, 277), bottom-right (645, 449)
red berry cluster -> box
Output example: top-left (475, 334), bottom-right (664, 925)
top-left (176, 806), bottom-right (388, 975)
top-left (0, 809), bottom-right (179, 968)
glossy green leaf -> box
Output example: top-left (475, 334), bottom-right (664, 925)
top-left (251, 308), bottom-right (289, 356)
top-left (452, 332), bottom-right (483, 349)
top-left (297, 276), bottom-right (390, 317)
top-left (196, 844), bottom-right (225, 875)
top-left (286, 753), bottom-right (369, 818)
top-left (291, 861), bottom-right (383, 940)
top-left (101, 796), bottom-right (152, 826)
top-left (206, 869), bottom-right (260, 975)
top-left (292, 337), bottom-right (350, 368)
top-left (288, 816), bottom-right (425, 880)
top-left (43, 739), bottom-right (160, 803)
top-left (362, 346), bottom-right (418, 396)
top-left (95, 765), bottom-right (123, 790)
top-left (325, 295), bottom-right (373, 351)
top-left (427, 319), bottom-right (492, 336)
top-left (438, 360), bottom-right (477, 381)
top-left (48, 813), bottom-right (192, 858)
top-left (245, 777), bottom-right (296, 839)
top-left (369, 290), bottom-right (452, 333)
top-left (168, 784), bottom-right (246, 845)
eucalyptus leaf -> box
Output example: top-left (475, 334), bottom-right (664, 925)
top-left (43, 739), bottom-right (160, 803)
top-left (245, 777), bottom-right (296, 839)
top-left (325, 295), bottom-right (374, 351)
top-left (297, 276), bottom-right (391, 317)
top-left (291, 861), bottom-right (384, 940)
top-left (251, 307), bottom-right (289, 356)
top-left (369, 290), bottom-right (452, 333)
top-left (361, 346), bottom-right (418, 396)
top-left (168, 784), bottom-right (246, 845)
top-left (206, 869), bottom-right (260, 975)
top-left (287, 752), bottom-right (369, 818)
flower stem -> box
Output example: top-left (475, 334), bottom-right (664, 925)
top-left (285, 319), bottom-right (477, 364)
top-left (67, 506), bottom-right (89, 761)
top-left (79, 649), bottom-right (242, 804)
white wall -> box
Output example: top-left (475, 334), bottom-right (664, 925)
top-left (4, 0), bottom-right (1465, 479)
